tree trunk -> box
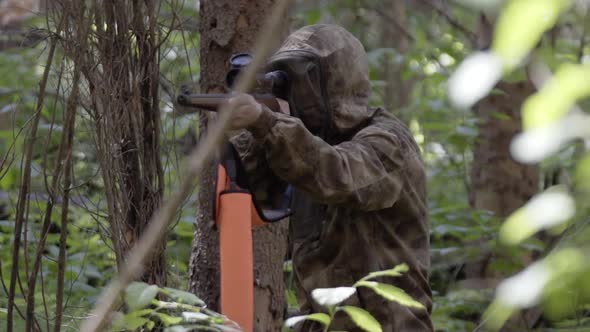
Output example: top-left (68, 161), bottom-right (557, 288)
top-left (469, 79), bottom-right (541, 328)
top-left (470, 81), bottom-right (539, 218)
top-left (188, 1), bottom-right (289, 330)
top-left (467, 15), bottom-right (539, 278)
top-left (380, 0), bottom-right (412, 123)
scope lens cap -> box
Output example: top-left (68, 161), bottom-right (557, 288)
top-left (229, 53), bottom-right (253, 68)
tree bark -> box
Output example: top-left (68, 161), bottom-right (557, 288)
top-left (380, 0), bottom-right (413, 123)
top-left (188, 1), bottom-right (289, 330)
top-left (469, 79), bottom-right (541, 329)
top-left (470, 81), bottom-right (539, 218)
top-left (467, 15), bottom-right (539, 278)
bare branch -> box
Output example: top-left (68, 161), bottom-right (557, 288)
top-left (373, 7), bottom-right (416, 43)
top-left (418, 0), bottom-right (477, 45)
top-left (53, 18), bottom-right (84, 331)
top-left (53, 90), bottom-right (77, 332)
top-left (0, 29), bottom-right (49, 51)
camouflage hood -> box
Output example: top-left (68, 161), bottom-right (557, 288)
top-left (267, 24), bottom-right (375, 139)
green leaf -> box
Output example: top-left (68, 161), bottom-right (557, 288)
top-left (126, 282), bottom-right (159, 310)
top-left (163, 327), bottom-right (189, 332)
top-left (306, 313), bottom-right (331, 326)
top-left (163, 287), bottom-right (206, 306)
top-left (354, 281), bottom-right (425, 309)
top-left (181, 311), bottom-right (210, 322)
top-left (311, 287), bottom-right (357, 306)
top-left (575, 153), bottom-right (590, 189)
top-left (482, 300), bottom-right (516, 331)
top-left (164, 327), bottom-right (191, 332)
top-left (358, 264), bottom-right (409, 282)
top-left (522, 64), bottom-right (590, 129)
top-left (493, 0), bottom-right (571, 69)
top-left (123, 315), bottom-right (151, 330)
top-left (499, 187), bottom-right (574, 245)
top-left (147, 320), bottom-right (156, 330)
top-left (110, 309), bottom-right (153, 330)
top-left (126, 309), bottom-right (154, 318)
top-left (284, 313), bottom-right (331, 328)
top-left (152, 312), bottom-right (183, 326)
top-left (339, 306), bottom-right (382, 332)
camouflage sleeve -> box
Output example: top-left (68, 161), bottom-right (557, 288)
top-left (229, 130), bottom-right (287, 206)
top-left (247, 109), bottom-right (409, 211)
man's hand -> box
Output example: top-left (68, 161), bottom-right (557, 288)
top-left (226, 93), bottom-right (264, 131)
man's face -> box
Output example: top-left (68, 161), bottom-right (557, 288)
top-left (267, 54), bottom-right (327, 136)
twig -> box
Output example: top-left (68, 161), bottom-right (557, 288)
top-left (0, 260), bottom-right (27, 321)
top-left (418, 0), bottom-right (477, 45)
top-left (37, 58), bottom-right (65, 332)
top-left (373, 7), bottom-right (415, 42)
top-left (54, 28), bottom-right (83, 332)
top-left (78, 0), bottom-right (293, 330)
top-left (0, 29), bottom-right (49, 51)
top-left (53, 112), bottom-right (75, 332)
top-left (39, 259), bottom-right (50, 332)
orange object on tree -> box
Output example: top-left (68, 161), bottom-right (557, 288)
top-left (214, 145), bottom-right (291, 332)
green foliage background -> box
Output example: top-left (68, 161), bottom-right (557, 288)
top-left (0, 0), bottom-right (589, 331)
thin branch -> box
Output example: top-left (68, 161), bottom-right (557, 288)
top-left (418, 0), bottom-right (478, 45)
top-left (53, 17), bottom-right (84, 328)
top-left (78, 0), bottom-right (293, 330)
top-left (0, 260), bottom-right (27, 321)
top-left (373, 7), bottom-right (416, 42)
top-left (53, 89), bottom-right (77, 332)
top-left (37, 60), bottom-right (65, 332)
top-left (0, 28), bottom-right (49, 51)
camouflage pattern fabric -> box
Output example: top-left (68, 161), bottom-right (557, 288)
top-left (230, 24), bottom-right (433, 332)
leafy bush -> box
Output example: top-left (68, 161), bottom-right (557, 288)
top-left (112, 282), bottom-right (235, 332)
top-left (284, 264), bottom-right (424, 332)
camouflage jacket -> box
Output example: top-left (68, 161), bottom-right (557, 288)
top-left (231, 24), bottom-right (433, 332)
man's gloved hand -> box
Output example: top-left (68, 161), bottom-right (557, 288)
top-left (226, 93), bottom-right (264, 131)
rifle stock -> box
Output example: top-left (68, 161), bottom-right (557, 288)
top-left (176, 93), bottom-right (282, 114)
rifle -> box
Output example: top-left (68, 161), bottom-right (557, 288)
top-left (176, 92), bottom-right (285, 114)
top-left (175, 53), bottom-right (288, 114)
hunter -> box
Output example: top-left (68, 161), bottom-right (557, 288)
top-left (227, 24), bottom-right (433, 332)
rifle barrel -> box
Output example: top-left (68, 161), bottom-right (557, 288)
top-left (176, 93), bottom-right (280, 114)
top-left (177, 93), bottom-right (228, 111)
